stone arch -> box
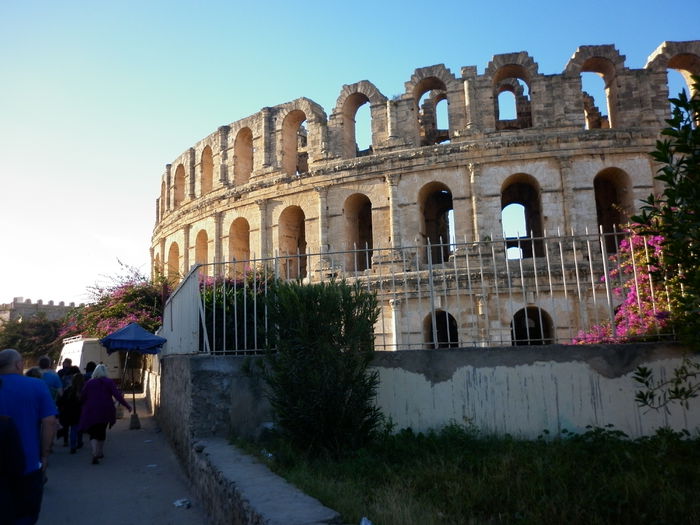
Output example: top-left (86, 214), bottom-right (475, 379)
top-left (418, 181), bottom-right (454, 264)
top-left (485, 53), bottom-right (539, 130)
top-left (423, 310), bottom-right (459, 349)
top-left (485, 52), bottom-right (539, 86)
top-left (495, 77), bottom-right (532, 130)
top-left (511, 307), bottom-right (553, 345)
top-left (233, 127), bottom-right (253, 186)
top-left (501, 173), bottom-right (543, 258)
top-left (167, 242), bottom-right (180, 283)
top-left (281, 109), bottom-right (308, 176)
top-left (333, 80), bottom-right (387, 158)
top-left (173, 164), bottom-right (186, 208)
top-left (195, 229), bottom-right (208, 267)
top-left (646, 41), bottom-right (700, 97)
top-left (343, 193), bottom-right (373, 271)
top-left (228, 217), bottom-right (250, 277)
top-left (565, 45), bottom-right (626, 128)
top-left (404, 65), bottom-right (459, 145)
top-left (201, 145), bottom-right (214, 195)
top-left (278, 205), bottom-right (307, 279)
top-left (594, 167), bottom-right (633, 253)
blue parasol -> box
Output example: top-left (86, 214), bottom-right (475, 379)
top-left (99, 323), bottom-right (166, 354)
top-left (99, 323), bottom-right (166, 429)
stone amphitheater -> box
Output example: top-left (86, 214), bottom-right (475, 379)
top-left (151, 40), bottom-right (700, 349)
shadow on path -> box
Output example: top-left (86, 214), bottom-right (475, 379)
top-left (38, 395), bottom-right (208, 525)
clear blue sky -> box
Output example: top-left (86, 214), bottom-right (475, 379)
top-left (0, 0), bottom-right (696, 305)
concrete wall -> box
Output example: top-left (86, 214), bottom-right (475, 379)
top-left (153, 343), bottom-right (699, 453)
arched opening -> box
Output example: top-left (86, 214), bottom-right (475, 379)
top-left (667, 53), bottom-right (700, 100)
top-left (581, 72), bottom-right (609, 129)
top-left (201, 146), bottom-right (214, 195)
top-left (342, 93), bottom-right (372, 158)
top-left (234, 127), bottom-right (253, 186)
top-left (580, 57), bottom-right (618, 128)
top-left (278, 205), bottom-right (307, 279)
top-left (414, 77), bottom-right (449, 146)
top-left (419, 182), bottom-right (454, 264)
top-left (228, 217), bottom-right (250, 277)
top-left (173, 164), bottom-right (186, 208)
top-left (282, 110), bottom-right (308, 176)
top-left (167, 242), bottom-right (180, 283)
top-left (424, 310), bottom-right (459, 349)
top-left (344, 193), bottom-right (373, 271)
top-left (502, 203), bottom-right (527, 259)
top-left (594, 168), bottom-right (632, 253)
top-left (501, 174), bottom-right (544, 258)
top-left (195, 230), bottom-right (208, 270)
top-left (511, 307), bottom-right (553, 345)
top-left (495, 77), bottom-right (532, 130)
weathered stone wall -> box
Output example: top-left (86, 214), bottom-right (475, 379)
top-left (0, 297), bottom-right (81, 324)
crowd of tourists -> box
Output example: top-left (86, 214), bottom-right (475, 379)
top-left (0, 350), bottom-right (132, 525)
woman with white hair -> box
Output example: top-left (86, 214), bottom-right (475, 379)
top-left (78, 364), bottom-right (132, 465)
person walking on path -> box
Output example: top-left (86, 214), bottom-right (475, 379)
top-left (79, 364), bottom-right (131, 465)
top-left (0, 348), bottom-right (58, 525)
top-left (56, 371), bottom-right (85, 453)
top-left (38, 356), bottom-right (62, 402)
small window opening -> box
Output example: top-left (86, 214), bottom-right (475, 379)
top-left (502, 203), bottom-right (526, 259)
top-left (425, 310), bottom-right (459, 349)
top-left (581, 72), bottom-right (609, 129)
top-left (354, 102), bottom-right (372, 155)
top-left (511, 307), bottom-right (553, 345)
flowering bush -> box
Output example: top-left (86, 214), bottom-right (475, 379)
top-left (60, 268), bottom-right (168, 339)
top-left (572, 229), bottom-right (671, 344)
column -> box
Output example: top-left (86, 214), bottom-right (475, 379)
top-left (256, 199), bottom-right (267, 259)
top-left (389, 299), bottom-right (402, 350)
top-left (384, 173), bottom-right (402, 249)
top-left (183, 224), bottom-right (191, 273)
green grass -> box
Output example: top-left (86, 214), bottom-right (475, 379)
top-left (238, 424), bottom-right (700, 525)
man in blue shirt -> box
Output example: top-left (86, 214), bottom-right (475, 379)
top-left (0, 349), bottom-right (58, 525)
top-left (38, 355), bottom-right (62, 402)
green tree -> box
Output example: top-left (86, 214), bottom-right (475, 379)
top-left (632, 76), bottom-right (700, 409)
top-left (262, 280), bottom-right (382, 456)
top-left (0, 314), bottom-right (63, 364)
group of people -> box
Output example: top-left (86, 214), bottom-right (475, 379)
top-left (0, 349), bottom-right (133, 525)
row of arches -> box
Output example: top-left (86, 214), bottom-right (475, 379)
top-left (425, 306), bottom-right (554, 348)
top-left (158, 164), bottom-right (633, 282)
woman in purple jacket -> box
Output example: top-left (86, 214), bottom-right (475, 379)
top-left (79, 364), bottom-right (131, 465)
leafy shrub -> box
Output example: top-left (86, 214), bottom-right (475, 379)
top-left (262, 280), bottom-right (382, 456)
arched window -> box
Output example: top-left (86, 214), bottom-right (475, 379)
top-left (419, 182), bottom-right (454, 264)
top-left (667, 53), bottom-right (700, 102)
top-left (344, 193), bottom-right (373, 271)
top-left (173, 164), bottom-right (186, 208)
top-left (502, 203), bottom-right (527, 259)
top-left (282, 110), bottom-right (308, 176)
top-left (511, 307), bottom-right (553, 345)
top-left (195, 230), bottom-right (208, 267)
top-left (341, 93), bottom-right (372, 158)
top-left (414, 77), bottom-right (450, 146)
top-left (594, 168), bottom-right (632, 253)
top-left (580, 57), bottom-right (619, 128)
top-left (234, 127), bottom-right (253, 186)
top-left (229, 218), bottom-right (250, 277)
top-left (200, 146), bottom-right (213, 195)
top-left (278, 206), bottom-right (307, 279)
top-left (494, 76), bottom-right (532, 130)
top-left (501, 174), bottom-right (543, 258)
top-left (424, 310), bottom-right (459, 349)
top-left (167, 242), bottom-right (180, 283)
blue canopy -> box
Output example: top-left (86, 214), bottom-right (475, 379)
top-left (99, 323), bottom-right (166, 354)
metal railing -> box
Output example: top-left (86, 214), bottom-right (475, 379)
top-left (160, 229), bottom-right (675, 355)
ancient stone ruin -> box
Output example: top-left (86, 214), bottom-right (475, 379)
top-left (151, 41), bottom-right (700, 349)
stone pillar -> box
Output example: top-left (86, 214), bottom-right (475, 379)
top-left (187, 148), bottom-right (196, 199)
top-left (183, 224), bottom-right (191, 273)
top-left (149, 247), bottom-right (155, 280)
top-left (468, 163), bottom-right (481, 241)
top-left (159, 238), bottom-right (166, 275)
top-left (557, 156), bottom-right (574, 234)
top-left (461, 66), bottom-right (478, 132)
top-left (214, 211), bottom-right (223, 275)
top-left (387, 100), bottom-right (398, 140)
top-left (389, 299), bottom-right (402, 350)
top-left (384, 173), bottom-right (401, 249)
top-left (261, 107), bottom-right (272, 168)
top-left (315, 186), bottom-right (329, 253)
top-left (165, 164), bottom-right (172, 211)
top-left (218, 125), bottom-right (229, 185)
top-left (256, 199), bottom-right (267, 259)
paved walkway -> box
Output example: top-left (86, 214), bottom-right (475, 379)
top-left (37, 395), bottom-right (209, 525)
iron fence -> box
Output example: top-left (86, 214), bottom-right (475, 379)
top-left (160, 229), bottom-right (675, 355)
